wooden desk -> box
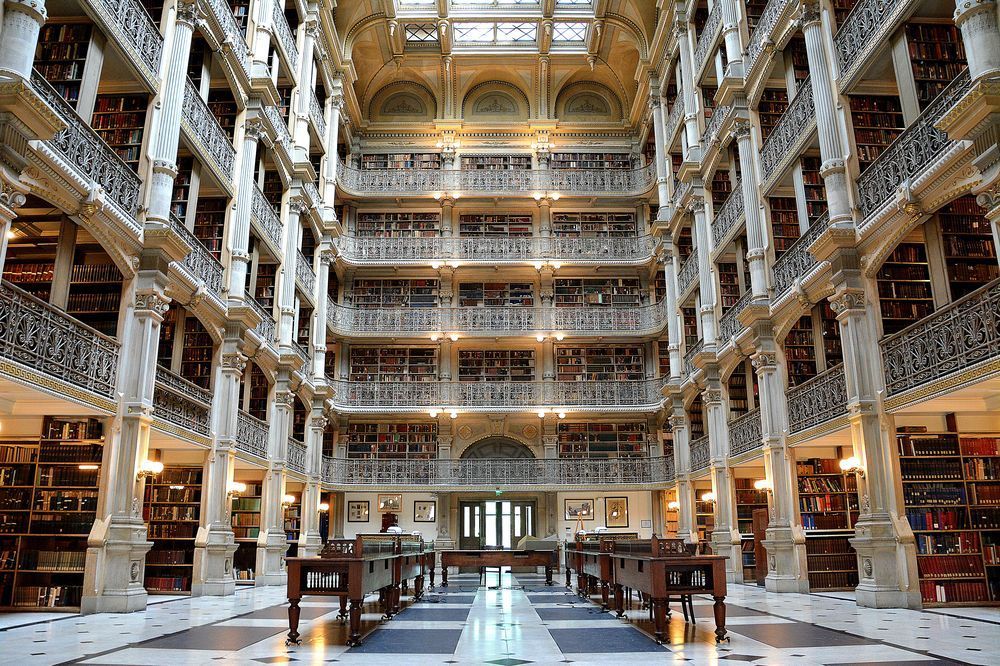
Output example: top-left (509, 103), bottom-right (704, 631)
top-left (440, 549), bottom-right (557, 586)
top-left (285, 534), bottom-right (401, 647)
top-left (394, 535), bottom-right (425, 614)
top-left (563, 542), bottom-right (579, 587)
top-left (421, 543), bottom-right (436, 588)
top-left (610, 536), bottom-right (728, 643)
top-left (576, 533), bottom-right (638, 608)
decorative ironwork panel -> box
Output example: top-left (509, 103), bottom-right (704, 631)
top-left (712, 185), bottom-right (744, 247)
top-left (693, 2), bottom-right (724, 76)
top-left (677, 253), bottom-right (699, 296)
top-left (237, 410), bottom-right (269, 458)
top-left (205, 0), bottom-right (250, 75)
top-left (247, 296), bottom-right (277, 344)
top-left (787, 364), bottom-right (847, 433)
top-left (702, 104), bottom-right (731, 148)
top-left (31, 72), bottom-right (142, 222)
top-left (760, 77), bottom-right (815, 185)
top-left (0, 282), bottom-right (120, 399)
top-left (169, 213), bottom-right (224, 298)
top-left (309, 90), bottom-right (327, 137)
top-left (155, 365), bottom-right (213, 403)
top-left (684, 339), bottom-right (704, 378)
top-left (182, 79), bottom-right (235, 181)
top-left (295, 250), bottom-right (316, 296)
top-left (856, 71), bottom-right (971, 220)
top-left (271, 2), bottom-right (299, 70)
top-left (303, 180), bottom-right (321, 208)
top-left (251, 184), bottom-right (284, 252)
top-left (265, 105), bottom-right (294, 156)
top-left (665, 97), bottom-right (685, 142)
top-left (835, 0), bottom-right (910, 84)
top-left (153, 367), bottom-right (211, 436)
top-left (729, 408), bottom-right (762, 457)
top-left (771, 212), bottom-right (830, 298)
top-left (746, 0), bottom-right (791, 76)
top-left (881, 279), bottom-right (1000, 396)
top-left (689, 435), bottom-right (711, 472)
top-left (92, 0), bottom-right (163, 78)
top-left (287, 438), bottom-right (307, 473)
top-left (718, 290), bottom-right (753, 346)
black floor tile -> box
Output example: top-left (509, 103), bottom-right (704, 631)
top-left (549, 627), bottom-right (669, 653)
top-left (139, 625), bottom-right (286, 651)
top-left (728, 623), bottom-right (877, 648)
top-left (346, 628), bottom-right (462, 654)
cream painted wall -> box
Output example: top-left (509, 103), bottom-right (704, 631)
top-left (342, 491), bottom-right (441, 540)
top-left (555, 491), bottom-right (653, 541)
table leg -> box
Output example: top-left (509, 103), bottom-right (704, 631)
top-left (338, 595), bottom-right (348, 623)
top-left (545, 564), bottom-right (553, 586)
top-left (416, 573), bottom-right (424, 599)
top-left (652, 599), bottom-right (667, 643)
top-left (347, 598), bottom-right (363, 646)
top-left (286, 596), bottom-right (301, 645)
top-left (613, 583), bottom-right (625, 618)
top-left (442, 565), bottom-right (449, 587)
top-left (430, 563), bottom-right (436, 587)
top-left (713, 595), bottom-right (728, 643)
top-left (600, 580), bottom-right (609, 610)
top-left (565, 565), bottom-right (571, 587)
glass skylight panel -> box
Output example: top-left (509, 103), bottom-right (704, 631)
top-left (398, 0), bottom-right (435, 5)
top-left (453, 0), bottom-right (539, 4)
top-left (406, 23), bottom-right (439, 42)
top-left (496, 22), bottom-right (537, 42)
top-left (454, 23), bottom-right (496, 42)
top-left (555, 0), bottom-right (592, 5)
top-left (553, 22), bottom-right (588, 42)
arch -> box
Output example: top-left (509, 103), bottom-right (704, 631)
top-left (367, 80), bottom-right (437, 122)
top-left (462, 81), bottom-right (531, 121)
top-left (460, 436), bottom-right (536, 459)
top-left (554, 81), bottom-right (623, 122)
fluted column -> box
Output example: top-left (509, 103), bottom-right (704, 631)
top-left (663, 247), bottom-right (683, 379)
top-left (690, 196), bottom-right (717, 344)
top-left (719, 0), bottom-right (743, 77)
top-left (146, 0), bottom-right (199, 226)
top-left (278, 199), bottom-right (305, 348)
top-left (250, 0), bottom-right (276, 78)
top-left (228, 118), bottom-right (265, 300)
top-left (299, 409), bottom-right (327, 557)
top-left (0, 0), bottom-right (47, 78)
top-left (669, 403), bottom-right (696, 544)
top-left (0, 182), bottom-right (26, 275)
top-left (733, 120), bottom-right (769, 297)
top-left (322, 81), bottom-right (343, 208)
top-left (441, 196), bottom-right (455, 237)
top-left (648, 81), bottom-right (671, 217)
top-left (704, 384), bottom-right (741, 581)
top-left (256, 382), bottom-right (291, 585)
top-left (293, 17), bottom-right (317, 161)
top-left (954, 0), bottom-right (1000, 80)
top-left (537, 197), bottom-right (552, 237)
top-left (675, 19), bottom-right (701, 160)
top-left (311, 243), bottom-right (333, 378)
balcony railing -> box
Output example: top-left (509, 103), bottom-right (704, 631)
top-left (182, 79), bottom-right (235, 182)
top-left (689, 435), bottom-right (711, 472)
top-left (702, 104), bottom-right (731, 148)
top-left (265, 105), bottom-right (294, 155)
top-left (271, 1), bottom-right (299, 71)
top-left (237, 410), bottom-right (269, 459)
top-left (251, 184), bottom-right (284, 253)
top-left (771, 213), bottom-right (829, 298)
top-left (718, 290), bottom-right (753, 346)
top-left (333, 234), bottom-right (658, 265)
top-left (90, 0), bottom-right (163, 82)
top-left (31, 71), bottom-right (142, 225)
top-left (677, 253), bottom-right (699, 297)
top-left (665, 98), bottom-right (685, 142)
top-left (247, 296), bottom-right (277, 345)
top-left (712, 185), bottom-right (744, 247)
top-left (204, 0), bottom-right (250, 76)
top-left (327, 300), bottom-right (670, 337)
top-left (684, 340), bottom-right (704, 378)
top-left (693, 2), bottom-right (724, 77)
top-left (760, 76), bottom-right (815, 186)
top-left (881, 279), bottom-right (1000, 397)
top-left (153, 367), bottom-right (212, 436)
top-left (309, 91), bottom-right (327, 137)
top-left (0, 281), bottom-right (120, 400)
top-left (169, 213), bottom-right (224, 299)
top-left (327, 378), bottom-right (666, 412)
top-left (295, 250), bottom-right (316, 296)
top-left (729, 408), bottom-right (762, 457)
top-left (856, 71), bottom-right (971, 221)
top-left (334, 156), bottom-right (657, 197)
top-left (787, 363), bottom-right (847, 434)
top-left (835, 0), bottom-right (913, 86)
top-left (746, 0), bottom-right (792, 77)
top-left (322, 456), bottom-right (676, 488)
top-left (287, 437), bottom-right (307, 473)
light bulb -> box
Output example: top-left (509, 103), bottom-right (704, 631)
top-left (430, 262), bottom-right (441, 270)
top-left (536, 334), bottom-right (546, 342)
top-left (5, 229), bottom-right (15, 240)
top-left (229, 481), bottom-right (247, 494)
top-left (533, 261), bottom-right (544, 270)
top-left (140, 460), bottom-right (164, 475)
top-left (537, 409), bottom-right (547, 418)
top-left (557, 411), bottom-right (566, 419)
top-left (78, 464), bottom-right (99, 471)
top-left (839, 456), bottom-right (862, 473)
top-left (319, 502), bottom-right (330, 511)
top-left (554, 332), bottom-right (565, 341)
top-left (283, 494), bottom-right (296, 504)
top-left (449, 410), bottom-right (458, 419)
top-left (430, 333), bottom-right (441, 341)
top-left (701, 492), bottom-right (716, 503)
top-left (432, 192), bottom-right (442, 199)
top-left (533, 192), bottom-right (543, 201)
top-left (754, 479), bottom-right (771, 491)
top-left (451, 192), bottom-right (461, 199)
top-left (667, 500), bottom-right (680, 510)
top-left (551, 193), bottom-right (560, 201)
top-left (551, 262), bottom-right (561, 270)
top-left (449, 333), bottom-right (459, 342)
top-left (429, 409), bottom-right (440, 418)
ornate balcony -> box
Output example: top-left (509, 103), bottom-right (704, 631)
top-left (856, 71), bottom-right (971, 222)
top-left (836, 0), bottom-right (915, 89)
top-left (711, 185), bottom-right (744, 248)
top-left (247, 296), bottom-right (277, 345)
top-left (684, 340), bottom-right (704, 378)
top-left (677, 253), bottom-right (699, 298)
top-left (271, 1), bottom-right (299, 71)
top-left (0, 281), bottom-right (120, 402)
top-left (333, 234), bottom-right (658, 266)
top-left (287, 437), bottom-right (307, 473)
top-left (295, 250), bottom-right (316, 297)
top-left (168, 213), bottom-right (224, 300)
top-left (689, 435), bottom-right (711, 473)
top-left (665, 98), bottom-right (685, 143)
top-left (326, 300), bottom-right (670, 338)
top-left (334, 156), bottom-right (656, 198)
top-left (693, 2), bottom-right (724, 78)
top-left (786, 364), bottom-right (847, 434)
top-left (251, 184), bottom-right (284, 255)
top-left (153, 367), bottom-right (212, 437)
top-left (702, 104), bottom-right (731, 149)
top-left (264, 106), bottom-right (294, 161)
top-left (745, 0), bottom-right (793, 79)
top-left (760, 77), bottom-right (815, 188)
top-left (204, 0), bottom-right (251, 78)
top-left (771, 213), bottom-right (829, 299)
top-left (31, 72), bottom-right (142, 226)
top-left (182, 79), bottom-right (236, 183)
top-left (718, 290), bottom-right (753, 347)
top-left (729, 408), bottom-right (762, 458)
top-left (309, 90), bottom-right (327, 137)
top-left (327, 378), bottom-right (666, 413)
top-left (881, 279), bottom-right (1000, 399)
top-left (236, 410), bottom-right (269, 459)
top-left (88, 0), bottom-right (163, 84)
top-left (322, 456), bottom-right (676, 489)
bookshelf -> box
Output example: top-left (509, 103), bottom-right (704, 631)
top-left (557, 422), bottom-right (646, 459)
top-left (832, 0), bottom-right (859, 30)
top-left (35, 22), bottom-right (92, 107)
top-left (459, 282), bottom-right (534, 307)
top-left (768, 197), bottom-right (801, 256)
top-left (718, 263), bottom-right (740, 311)
top-left (736, 478), bottom-right (769, 580)
top-left (677, 226), bottom-right (694, 261)
top-left (800, 155), bottom-right (828, 228)
top-left (262, 171), bottom-right (283, 209)
top-left (657, 342), bottom-right (670, 379)
top-left (786, 36), bottom-right (810, 91)
top-left (682, 308), bottom-right (699, 349)
top-left (67, 255), bottom-right (124, 338)
top-left (254, 263), bottom-right (278, 311)
top-left (702, 86), bottom-right (717, 119)
top-left (554, 278), bottom-right (642, 307)
top-left (277, 86), bottom-right (292, 122)
top-left (0, 417), bottom-right (103, 609)
top-left (232, 0), bottom-right (250, 34)
top-left (551, 212), bottom-right (637, 237)
top-left (172, 156), bottom-right (194, 221)
top-left (904, 22), bottom-right (967, 109)
top-left (231, 481), bottom-right (262, 584)
top-left (654, 272), bottom-right (666, 303)
top-left (144, 467), bottom-right (202, 593)
top-left (352, 279), bottom-right (439, 308)
top-left (746, 1), bottom-right (769, 30)
top-left (728, 364), bottom-right (750, 418)
top-left (555, 345), bottom-right (645, 382)
top-left (3, 261), bottom-right (55, 302)
top-left (806, 534), bottom-right (859, 591)
top-left (820, 302), bottom-right (843, 369)
top-left (158, 308), bottom-right (177, 368)
top-left (181, 315), bottom-right (214, 389)
top-left (876, 241), bottom-right (934, 335)
top-left (91, 95), bottom-right (148, 172)
top-left (186, 37), bottom-right (204, 88)
top-left (356, 212), bottom-right (441, 237)
top-left (459, 214), bottom-right (532, 237)
top-left (246, 363), bottom-right (269, 420)
top-left (550, 153), bottom-right (633, 170)
top-left (349, 347), bottom-right (438, 382)
top-left (849, 95), bottom-right (905, 173)
top-left (296, 306), bottom-right (312, 349)
top-left (938, 196), bottom-right (999, 301)
top-left (460, 154), bottom-right (531, 170)
top-left (796, 457), bottom-right (859, 531)
top-left (695, 497), bottom-right (715, 552)
top-left (363, 153), bottom-right (441, 170)
top-left (346, 423), bottom-right (438, 459)
top-left (710, 168), bottom-right (732, 207)
top-left (897, 428), bottom-right (1000, 605)
top-left (284, 494), bottom-right (300, 557)
top-left (783, 315), bottom-right (817, 387)
top-left (193, 197), bottom-right (226, 260)
top-left (758, 89), bottom-right (788, 141)
top-left (207, 89), bottom-right (237, 138)
top-left (458, 350), bottom-right (535, 382)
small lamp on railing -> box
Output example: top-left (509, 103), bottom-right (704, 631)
top-left (700, 491), bottom-right (716, 503)
top-left (429, 409), bottom-right (440, 418)
top-left (449, 410), bottom-right (459, 419)
top-left (753, 479), bottom-right (773, 493)
top-left (536, 409), bottom-right (547, 418)
top-left (318, 502), bottom-right (330, 512)
top-left (136, 459), bottom-right (164, 481)
top-left (667, 500), bottom-right (680, 511)
top-left (839, 456), bottom-right (866, 478)
top-left (281, 494), bottom-right (296, 509)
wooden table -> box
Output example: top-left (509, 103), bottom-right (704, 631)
top-left (576, 532), bottom-right (638, 608)
top-left (440, 549), bottom-right (557, 586)
top-left (421, 543), bottom-right (436, 588)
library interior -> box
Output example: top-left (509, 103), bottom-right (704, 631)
top-left (0, 0), bottom-right (999, 664)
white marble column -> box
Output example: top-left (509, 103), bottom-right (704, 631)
top-left (674, 19), bottom-right (702, 161)
top-left (954, 0), bottom-right (1000, 80)
top-left (311, 243), bottom-right (333, 377)
top-left (292, 17), bottom-right (317, 162)
top-left (256, 381), bottom-right (292, 585)
top-left (704, 385), bottom-right (742, 581)
top-left (0, 0), bottom-right (47, 79)
top-left (649, 80), bottom-right (671, 214)
top-left (663, 246), bottom-right (683, 379)
top-left (690, 196), bottom-right (717, 344)
top-left (719, 0), bottom-right (744, 77)
top-left (669, 402), bottom-right (696, 545)
top-left (733, 120), bottom-right (769, 297)
top-left (227, 118), bottom-right (265, 300)
top-left (277, 200), bottom-right (305, 348)
top-left (322, 82), bottom-right (343, 209)
top-left (299, 408), bottom-right (327, 557)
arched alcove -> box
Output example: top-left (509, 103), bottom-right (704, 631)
top-left (460, 436), bottom-right (536, 459)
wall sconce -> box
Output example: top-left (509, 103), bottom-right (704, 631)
top-left (839, 456), bottom-right (866, 477)
top-left (667, 500), bottom-right (680, 510)
top-left (554, 332), bottom-right (565, 341)
top-left (282, 494), bottom-right (296, 508)
top-left (533, 261), bottom-right (544, 270)
top-left (318, 502), bottom-right (330, 512)
top-left (536, 334), bottom-right (546, 342)
top-left (536, 409), bottom-right (547, 418)
top-left (228, 481), bottom-right (247, 497)
top-left (449, 410), bottom-right (458, 419)
top-left (557, 411), bottom-right (566, 419)
top-left (700, 491), bottom-right (716, 503)
top-left (136, 459), bottom-right (164, 480)
top-left (753, 479), bottom-right (772, 492)
top-left (449, 333), bottom-right (460, 341)
top-left (430, 333), bottom-right (441, 341)
top-left (430, 261), bottom-right (441, 269)
top-left (551, 262), bottom-right (562, 270)
top-left (429, 409), bottom-right (440, 418)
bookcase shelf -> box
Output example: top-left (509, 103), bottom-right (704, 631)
top-left (783, 315), bottom-right (817, 387)
top-left (728, 364), bottom-right (750, 418)
top-left (758, 88), bottom-right (788, 141)
top-left (254, 263), bottom-right (278, 311)
top-left (849, 95), bottom-right (905, 173)
top-left (207, 89), bottom-right (237, 138)
top-left (806, 533), bottom-right (859, 591)
top-left (876, 241), bottom-right (934, 336)
top-left (718, 263), bottom-right (740, 311)
top-left (800, 155), bottom-right (827, 228)
top-left (92, 95), bottom-right (148, 172)
top-left (356, 212), bottom-right (441, 237)
top-left (710, 169), bottom-right (732, 207)
top-left (897, 429), bottom-right (1000, 605)
top-left (550, 153), bottom-right (633, 170)
top-left (349, 347), bottom-right (438, 382)
top-left (459, 214), bottom-right (532, 237)
top-left (144, 467), bottom-right (202, 593)
top-left (682, 308), bottom-right (699, 349)
top-left (261, 171), bottom-right (283, 209)
top-left (347, 423), bottom-right (438, 459)
top-left (736, 478), bottom-right (768, 579)
top-left (461, 154), bottom-right (531, 170)
top-left (35, 22), bottom-right (91, 107)
top-left (181, 315), bottom-right (213, 389)
top-left (459, 350), bottom-right (535, 382)
top-left (284, 495), bottom-right (300, 558)
top-left (551, 212), bottom-right (637, 237)
top-left (904, 22), bottom-right (968, 110)
top-left (820, 302), bottom-right (843, 369)
top-left (193, 196), bottom-right (226, 260)
top-left (352, 279), bottom-right (439, 308)
top-left (555, 345), bottom-right (644, 382)
top-left (364, 153), bottom-right (441, 170)
top-left (796, 458), bottom-right (859, 532)
top-left (688, 396), bottom-right (705, 440)
top-left (787, 36), bottom-right (810, 91)
top-left (246, 363), bottom-right (269, 420)
top-left (231, 481), bottom-right (262, 584)
top-left (459, 282), bottom-right (534, 307)
top-left (557, 422), bottom-right (646, 459)
top-left (938, 196), bottom-right (999, 301)
top-left (768, 197), bottom-right (801, 257)
top-left (172, 156), bottom-right (194, 221)
top-left (554, 278), bottom-right (641, 308)
top-left (695, 497), bottom-right (715, 553)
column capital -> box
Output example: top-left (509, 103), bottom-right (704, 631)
top-left (686, 195), bottom-right (705, 214)
top-left (245, 117), bottom-right (267, 141)
top-left (732, 118), bottom-right (752, 140)
top-left (976, 183), bottom-right (1000, 218)
top-left (175, 0), bottom-right (203, 28)
top-left (798, 1), bottom-right (822, 27)
top-left (0, 179), bottom-right (28, 213)
top-left (751, 350), bottom-right (778, 371)
top-left (5, 0), bottom-right (47, 22)
top-left (955, 0), bottom-right (998, 25)
top-left (275, 389), bottom-right (295, 407)
top-left (702, 387), bottom-right (723, 406)
top-left (310, 414), bottom-right (329, 431)
top-left (134, 290), bottom-right (171, 317)
top-left (829, 288), bottom-right (866, 315)
top-left (221, 351), bottom-right (247, 374)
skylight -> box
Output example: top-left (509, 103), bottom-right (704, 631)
top-left (406, 23), bottom-right (439, 42)
top-left (454, 22), bottom-right (537, 44)
top-left (552, 22), bottom-right (588, 42)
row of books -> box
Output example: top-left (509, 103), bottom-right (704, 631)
top-left (232, 498), bottom-right (262, 512)
top-left (918, 554), bottom-right (985, 579)
top-left (148, 524), bottom-right (196, 539)
top-left (232, 513), bottom-right (260, 527)
top-left (33, 490), bottom-right (98, 512)
top-left (28, 514), bottom-right (95, 535)
top-left (146, 549), bottom-right (192, 565)
top-left (800, 495), bottom-right (849, 513)
top-left (900, 459), bottom-right (964, 480)
top-left (148, 487), bottom-right (200, 503)
top-left (36, 466), bottom-right (100, 487)
top-left (46, 418), bottom-right (103, 440)
top-left (906, 508), bottom-right (965, 531)
top-left (965, 458), bottom-right (999, 480)
top-left (13, 585), bottom-right (82, 607)
top-left (898, 434), bottom-right (961, 456)
top-left (147, 506), bottom-right (198, 521)
top-left (801, 513), bottom-right (852, 530)
top-left (970, 484), bottom-right (1000, 506)
top-left (904, 484), bottom-right (966, 506)
top-left (799, 477), bottom-right (845, 493)
top-left (146, 576), bottom-right (190, 592)
top-left (920, 580), bottom-right (989, 604)
top-left (0, 445), bottom-right (36, 463)
top-left (19, 550), bottom-right (86, 571)
top-left (38, 442), bottom-right (103, 463)
top-left (915, 531), bottom-right (980, 555)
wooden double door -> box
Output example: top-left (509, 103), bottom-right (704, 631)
top-left (458, 499), bottom-right (536, 550)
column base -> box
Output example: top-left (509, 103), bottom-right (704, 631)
top-left (298, 529), bottom-right (324, 558)
top-left (80, 515), bottom-right (153, 615)
top-left (254, 528), bottom-right (289, 586)
top-left (851, 514), bottom-right (921, 609)
top-left (762, 524), bottom-right (809, 593)
top-left (710, 528), bottom-right (744, 583)
top-left (192, 525), bottom-right (238, 596)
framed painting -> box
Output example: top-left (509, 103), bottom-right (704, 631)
top-left (413, 500), bottom-right (436, 522)
top-left (347, 500), bottom-right (370, 522)
top-left (564, 498), bottom-right (595, 520)
top-left (605, 497), bottom-right (629, 528)
top-left (377, 494), bottom-right (402, 513)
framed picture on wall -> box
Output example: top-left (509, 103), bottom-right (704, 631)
top-left (640, 519), bottom-right (652, 529)
top-left (606, 497), bottom-right (629, 528)
top-left (564, 498), bottom-right (595, 520)
top-left (414, 500), bottom-right (436, 522)
top-left (347, 500), bottom-right (370, 522)
top-left (377, 494), bottom-right (402, 513)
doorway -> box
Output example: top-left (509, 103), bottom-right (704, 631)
top-left (459, 499), bottom-right (536, 550)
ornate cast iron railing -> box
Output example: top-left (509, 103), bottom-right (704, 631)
top-left (91, 0), bottom-right (163, 81)
top-left (287, 437), bottom-right (307, 473)
top-left (309, 90), bottom-right (327, 137)
top-left (856, 71), bottom-right (971, 220)
top-left (835, 0), bottom-right (913, 85)
top-left (251, 184), bottom-right (284, 252)
top-left (169, 213), bottom-right (224, 298)
top-left (204, 0), bottom-right (250, 76)
top-left (265, 105), bottom-right (294, 156)
top-left (693, 2), bottom-right (724, 76)
top-left (760, 76), bottom-right (815, 185)
top-left (771, 213), bottom-right (830, 298)
top-left (236, 410), bottom-right (269, 459)
top-left (0, 281), bottom-right (120, 400)
top-left (881, 279), bottom-right (1000, 397)
top-left (746, 0), bottom-right (792, 76)
top-left (729, 408), bottom-right (762, 457)
top-left (271, 1), bottom-right (299, 71)
top-left (787, 363), bottom-right (847, 433)
top-left (684, 339), bottom-right (704, 378)
top-left (718, 290), bottom-right (753, 346)
top-left (303, 180), bottom-right (321, 209)
top-left (689, 435), bottom-right (711, 472)
top-left (182, 79), bottom-right (235, 181)
top-left (677, 253), bottom-right (699, 296)
top-left (31, 71), bottom-right (142, 223)
top-left (327, 378), bottom-right (666, 412)
top-left (153, 367), bottom-right (211, 436)
top-left (247, 296), bottom-right (277, 345)
top-left (295, 250), bottom-right (316, 296)
top-left (322, 456), bottom-right (676, 487)
top-left (702, 104), bottom-right (731, 148)
top-left (712, 185), bottom-right (744, 247)
top-left (665, 97), bottom-right (685, 141)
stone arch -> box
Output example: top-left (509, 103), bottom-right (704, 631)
top-left (554, 81), bottom-right (623, 122)
top-left (460, 436), bottom-right (536, 459)
top-left (462, 81), bottom-right (531, 121)
top-left (367, 80), bottom-right (437, 122)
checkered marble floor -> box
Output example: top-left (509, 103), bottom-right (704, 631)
top-left (2, 572), bottom-right (997, 665)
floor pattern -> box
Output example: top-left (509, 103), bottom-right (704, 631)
top-left (1, 572), bottom-right (997, 665)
